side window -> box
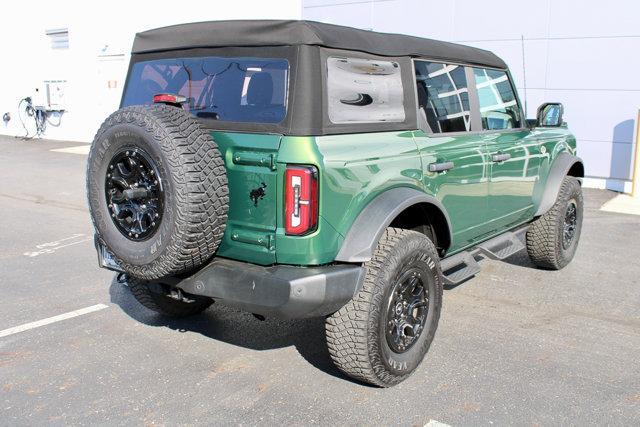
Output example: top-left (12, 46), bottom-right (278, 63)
top-left (414, 61), bottom-right (471, 133)
top-left (472, 68), bottom-right (522, 130)
top-left (326, 56), bottom-right (405, 124)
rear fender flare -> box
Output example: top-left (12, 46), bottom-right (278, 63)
top-left (535, 152), bottom-right (584, 217)
top-left (335, 187), bottom-right (452, 263)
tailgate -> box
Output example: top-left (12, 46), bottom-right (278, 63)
top-left (212, 132), bottom-right (281, 265)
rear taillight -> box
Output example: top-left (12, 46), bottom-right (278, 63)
top-left (284, 165), bottom-right (318, 236)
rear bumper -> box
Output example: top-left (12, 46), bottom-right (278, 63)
top-left (96, 236), bottom-right (364, 319)
top-left (175, 258), bottom-right (364, 319)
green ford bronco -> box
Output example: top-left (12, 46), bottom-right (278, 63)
top-left (87, 20), bottom-right (584, 387)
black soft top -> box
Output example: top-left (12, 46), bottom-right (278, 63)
top-left (132, 20), bottom-right (506, 69)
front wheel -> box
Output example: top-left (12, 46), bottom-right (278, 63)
top-left (325, 228), bottom-right (443, 387)
top-left (526, 176), bottom-right (583, 270)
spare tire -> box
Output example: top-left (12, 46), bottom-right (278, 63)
top-left (86, 105), bottom-right (228, 280)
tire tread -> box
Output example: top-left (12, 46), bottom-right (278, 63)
top-left (526, 176), bottom-right (582, 270)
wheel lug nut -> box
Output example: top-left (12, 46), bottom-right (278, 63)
top-left (151, 222), bottom-right (155, 226)
top-left (135, 234), bottom-right (139, 238)
top-left (128, 232), bottom-right (132, 236)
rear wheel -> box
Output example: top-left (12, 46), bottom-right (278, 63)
top-left (325, 228), bottom-right (443, 387)
top-left (127, 277), bottom-right (213, 318)
top-left (526, 176), bottom-right (583, 269)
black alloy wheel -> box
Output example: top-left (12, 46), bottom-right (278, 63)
top-left (385, 268), bottom-right (429, 353)
top-left (562, 199), bottom-right (577, 250)
top-left (105, 148), bottom-right (164, 241)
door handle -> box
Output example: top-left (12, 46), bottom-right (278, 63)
top-left (428, 161), bottom-right (454, 173)
top-left (491, 153), bottom-right (511, 163)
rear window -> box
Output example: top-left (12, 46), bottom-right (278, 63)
top-left (326, 56), bottom-right (405, 124)
top-left (122, 56), bottom-right (289, 124)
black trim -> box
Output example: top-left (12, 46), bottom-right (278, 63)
top-left (335, 187), bottom-right (452, 262)
top-left (535, 153), bottom-right (584, 216)
top-left (172, 257), bottom-right (365, 319)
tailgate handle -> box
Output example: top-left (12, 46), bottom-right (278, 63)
top-left (492, 153), bottom-right (511, 163)
top-left (232, 151), bottom-right (277, 171)
top-left (428, 161), bottom-right (454, 173)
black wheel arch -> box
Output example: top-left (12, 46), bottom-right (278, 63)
top-left (335, 187), bottom-right (452, 262)
top-left (535, 152), bottom-right (584, 217)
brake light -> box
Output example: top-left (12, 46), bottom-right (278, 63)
top-left (153, 93), bottom-right (187, 104)
top-left (285, 165), bottom-right (318, 235)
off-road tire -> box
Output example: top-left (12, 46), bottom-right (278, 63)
top-left (127, 277), bottom-right (213, 318)
top-left (325, 228), bottom-right (443, 387)
top-left (526, 176), bottom-right (583, 270)
top-left (87, 105), bottom-right (228, 280)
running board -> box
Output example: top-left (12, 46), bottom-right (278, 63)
top-left (440, 251), bottom-right (481, 286)
top-left (476, 228), bottom-right (526, 260)
top-left (440, 226), bottom-right (528, 286)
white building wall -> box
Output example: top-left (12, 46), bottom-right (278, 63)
top-left (303, 0), bottom-right (640, 191)
top-left (0, 0), bottom-right (302, 143)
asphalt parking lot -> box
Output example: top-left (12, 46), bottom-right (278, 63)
top-left (1, 135), bottom-right (639, 425)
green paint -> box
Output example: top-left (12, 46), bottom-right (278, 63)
top-left (212, 125), bottom-right (576, 266)
top-left (212, 132), bottom-right (281, 265)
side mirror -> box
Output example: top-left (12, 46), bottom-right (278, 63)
top-left (537, 102), bottom-right (564, 127)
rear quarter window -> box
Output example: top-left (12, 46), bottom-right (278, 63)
top-left (122, 56), bottom-right (289, 124)
top-left (326, 56), bottom-right (405, 124)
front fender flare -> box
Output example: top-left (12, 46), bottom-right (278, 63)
top-left (535, 152), bottom-right (584, 217)
top-left (335, 187), bottom-right (452, 263)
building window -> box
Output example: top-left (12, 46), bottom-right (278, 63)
top-left (414, 61), bottom-right (471, 133)
top-left (46, 28), bottom-right (69, 50)
top-left (326, 56), bottom-right (405, 124)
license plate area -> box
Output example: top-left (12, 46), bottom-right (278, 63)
top-left (97, 242), bottom-right (124, 272)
